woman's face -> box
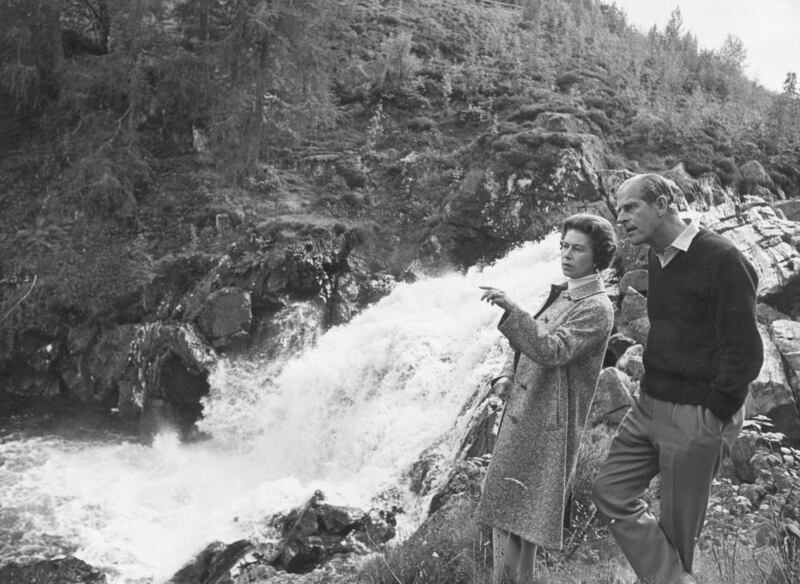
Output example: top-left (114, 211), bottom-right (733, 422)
top-left (560, 229), bottom-right (595, 279)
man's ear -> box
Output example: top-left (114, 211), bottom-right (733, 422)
top-left (654, 194), bottom-right (670, 214)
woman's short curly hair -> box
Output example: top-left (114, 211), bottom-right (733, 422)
top-left (560, 213), bottom-right (617, 271)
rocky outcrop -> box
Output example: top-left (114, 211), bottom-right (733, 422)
top-left (121, 322), bottom-right (217, 438)
top-left (0, 217), bottom-right (399, 438)
top-left (0, 557), bottom-right (107, 584)
top-left (702, 201), bottom-right (800, 297)
top-left (417, 108), bottom-right (614, 270)
top-left (269, 492), bottom-right (396, 573)
top-left (169, 492), bottom-right (397, 582)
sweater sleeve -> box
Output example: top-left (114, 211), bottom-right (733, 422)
top-left (497, 297), bottom-right (612, 368)
top-left (705, 247), bottom-right (764, 421)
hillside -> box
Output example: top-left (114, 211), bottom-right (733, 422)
top-left (1, 0), bottom-right (800, 419)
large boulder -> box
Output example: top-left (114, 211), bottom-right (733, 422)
top-left (607, 332), bottom-right (637, 362)
top-left (618, 269), bottom-right (648, 296)
top-left (617, 344), bottom-right (644, 383)
top-left (764, 320), bottom-right (800, 441)
top-left (616, 287), bottom-right (649, 346)
top-left (196, 287), bottom-right (252, 350)
top-left (590, 367), bottom-right (634, 425)
top-left (747, 324), bottom-right (800, 442)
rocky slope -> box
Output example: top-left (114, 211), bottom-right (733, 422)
top-left (2, 0), bottom-right (799, 435)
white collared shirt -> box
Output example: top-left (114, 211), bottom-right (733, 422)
top-left (656, 220), bottom-right (699, 267)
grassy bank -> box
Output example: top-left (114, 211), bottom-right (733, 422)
top-left (358, 421), bottom-right (800, 584)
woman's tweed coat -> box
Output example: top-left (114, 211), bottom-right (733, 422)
top-left (474, 278), bottom-right (613, 549)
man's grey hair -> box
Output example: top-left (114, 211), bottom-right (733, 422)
top-left (619, 173), bottom-right (680, 213)
top-left (634, 174), bottom-right (675, 205)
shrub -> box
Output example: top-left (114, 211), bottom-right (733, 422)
top-left (713, 156), bottom-right (738, 187)
top-left (701, 417), bottom-right (800, 584)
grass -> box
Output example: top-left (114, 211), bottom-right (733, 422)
top-left (356, 423), bottom-right (798, 584)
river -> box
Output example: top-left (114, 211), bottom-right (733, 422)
top-left (0, 234), bottom-right (563, 583)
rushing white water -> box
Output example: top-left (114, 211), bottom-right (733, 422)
top-left (0, 233), bottom-right (564, 583)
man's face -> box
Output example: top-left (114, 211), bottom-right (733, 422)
top-left (615, 181), bottom-right (664, 246)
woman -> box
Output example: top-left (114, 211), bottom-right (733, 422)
top-left (474, 213), bottom-right (617, 584)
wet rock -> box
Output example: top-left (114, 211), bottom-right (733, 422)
top-left (590, 367), bottom-right (634, 425)
top-left (196, 287), bottom-right (252, 350)
top-left (0, 556), bottom-right (107, 584)
top-left (118, 322), bottom-right (216, 438)
top-left (270, 492), bottom-right (396, 574)
top-left (284, 248), bottom-right (331, 297)
top-left (168, 539), bottom-right (256, 584)
top-left (249, 300), bottom-right (325, 361)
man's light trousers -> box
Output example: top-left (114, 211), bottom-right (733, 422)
top-left (592, 393), bottom-right (742, 584)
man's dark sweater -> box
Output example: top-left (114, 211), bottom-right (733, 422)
top-left (642, 228), bottom-right (764, 421)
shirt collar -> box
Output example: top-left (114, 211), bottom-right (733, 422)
top-left (668, 219), bottom-right (700, 252)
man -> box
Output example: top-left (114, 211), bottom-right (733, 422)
top-left (592, 174), bottom-right (764, 584)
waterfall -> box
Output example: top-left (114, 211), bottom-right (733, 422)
top-left (0, 233), bottom-right (564, 584)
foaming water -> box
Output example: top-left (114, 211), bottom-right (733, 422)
top-left (0, 234), bottom-right (563, 583)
